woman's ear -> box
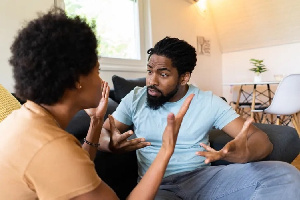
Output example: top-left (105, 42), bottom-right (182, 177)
top-left (75, 82), bottom-right (82, 89)
top-left (180, 72), bottom-right (191, 85)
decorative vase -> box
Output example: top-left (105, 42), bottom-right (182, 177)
top-left (254, 73), bottom-right (262, 83)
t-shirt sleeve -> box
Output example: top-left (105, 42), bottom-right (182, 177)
top-left (24, 136), bottom-right (101, 200)
top-left (212, 95), bottom-right (239, 130)
top-left (112, 89), bottom-right (135, 126)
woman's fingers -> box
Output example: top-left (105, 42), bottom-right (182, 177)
top-left (165, 113), bottom-right (175, 134)
top-left (176, 94), bottom-right (194, 121)
top-left (102, 81), bottom-right (110, 99)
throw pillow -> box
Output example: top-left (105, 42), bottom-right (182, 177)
top-left (112, 75), bottom-right (146, 103)
top-left (0, 85), bottom-right (21, 122)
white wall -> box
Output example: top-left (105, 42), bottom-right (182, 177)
top-left (0, 0), bottom-right (54, 92)
top-left (222, 42), bottom-right (300, 102)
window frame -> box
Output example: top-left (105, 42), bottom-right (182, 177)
top-left (57, 0), bottom-right (149, 72)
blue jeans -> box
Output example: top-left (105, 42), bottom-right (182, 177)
top-left (154, 161), bottom-right (300, 200)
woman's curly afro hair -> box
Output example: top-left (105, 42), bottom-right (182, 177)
top-left (147, 37), bottom-right (197, 76)
top-left (9, 9), bottom-right (98, 105)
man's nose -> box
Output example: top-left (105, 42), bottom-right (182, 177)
top-left (149, 73), bottom-right (158, 86)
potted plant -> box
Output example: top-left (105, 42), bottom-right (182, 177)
top-left (249, 58), bottom-right (267, 82)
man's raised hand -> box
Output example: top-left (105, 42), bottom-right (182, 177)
top-left (108, 115), bottom-right (151, 153)
top-left (196, 118), bottom-right (254, 164)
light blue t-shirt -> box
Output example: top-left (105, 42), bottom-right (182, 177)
top-left (112, 85), bottom-right (239, 178)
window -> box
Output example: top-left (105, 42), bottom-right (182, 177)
top-left (59, 0), bottom-right (147, 71)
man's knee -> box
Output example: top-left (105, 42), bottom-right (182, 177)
top-left (250, 161), bottom-right (300, 191)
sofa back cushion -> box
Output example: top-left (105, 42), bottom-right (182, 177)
top-left (112, 75), bottom-right (146, 103)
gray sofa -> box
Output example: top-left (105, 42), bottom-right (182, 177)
top-left (66, 75), bottom-right (300, 200)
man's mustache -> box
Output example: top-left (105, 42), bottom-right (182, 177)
top-left (147, 86), bottom-right (163, 95)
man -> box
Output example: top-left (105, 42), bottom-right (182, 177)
top-left (100, 37), bottom-right (300, 199)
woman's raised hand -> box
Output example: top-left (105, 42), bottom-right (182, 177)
top-left (85, 81), bottom-right (110, 119)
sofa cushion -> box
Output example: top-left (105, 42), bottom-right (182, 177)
top-left (112, 75), bottom-right (146, 103)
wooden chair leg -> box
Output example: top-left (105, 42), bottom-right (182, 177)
top-left (294, 112), bottom-right (300, 125)
top-left (276, 115), bottom-right (281, 125)
top-left (261, 113), bottom-right (267, 124)
top-left (270, 113), bottom-right (274, 123)
top-left (240, 108), bottom-right (244, 115)
top-left (292, 114), bottom-right (300, 136)
top-left (253, 112), bottom-right (258, 122)
top-left (236, 107), bottom-right (241, 115)
top-left (252, 112), bottom-right (262, 123)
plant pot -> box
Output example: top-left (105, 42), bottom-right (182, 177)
top-left (254, 73), bottom-right (262, 83)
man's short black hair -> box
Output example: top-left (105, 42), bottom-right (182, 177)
top-left (9, 9), bottom-right (98, 105)
top-left (147, 37), bottom-right (197, 76)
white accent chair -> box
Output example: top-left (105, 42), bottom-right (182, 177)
top-left (252, 74), bottom-right (300, 135)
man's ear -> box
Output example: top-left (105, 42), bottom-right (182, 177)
top-left (180, 72), bottom-right (191, 85)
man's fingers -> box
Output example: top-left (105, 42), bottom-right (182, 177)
top-left (195, 151), bottom-right (218, 164)
top-left (124, 140), bottom-right (151, 151)
top-left (221, 142), bottom-right (236, 154)
top-left (199, 143), bottom-right (216, 152)
top-left (118, 130), bottom-right (134, 141)
top-left (117, 137), bottom-right (151, 151)
top-left (117, 130), bottom-right (151, 148)
top-left (239, 118), bottom-right (254, 137)
top-left (108, 115), bottom-right (118, 133)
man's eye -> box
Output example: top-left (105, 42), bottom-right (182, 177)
top-left (147, 70), bottom-right (152, 74)
top-left (161, 73), bottom-right (168, 77)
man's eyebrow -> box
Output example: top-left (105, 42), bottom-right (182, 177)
top-left (147, 64), bottom-right (171, 72)
top-left (157, 67), bottom-right (171, 72)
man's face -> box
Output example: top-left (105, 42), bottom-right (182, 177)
top-left (146, 54), bottom-right (180, 110)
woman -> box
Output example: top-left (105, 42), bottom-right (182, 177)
top-left (0, 9), bottom-right (193, 199)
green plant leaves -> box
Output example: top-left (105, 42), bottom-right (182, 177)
top-left (249, 58), bottom-right (267, 74)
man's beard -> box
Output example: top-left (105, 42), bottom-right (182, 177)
top-left (146, 84), bottom-right (179, 110)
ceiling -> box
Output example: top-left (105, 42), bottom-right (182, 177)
top-left (208, 0), bottom-right (300, 52)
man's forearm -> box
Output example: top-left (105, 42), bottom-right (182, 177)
top-left (246, 130), bottom-right (273, 162)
